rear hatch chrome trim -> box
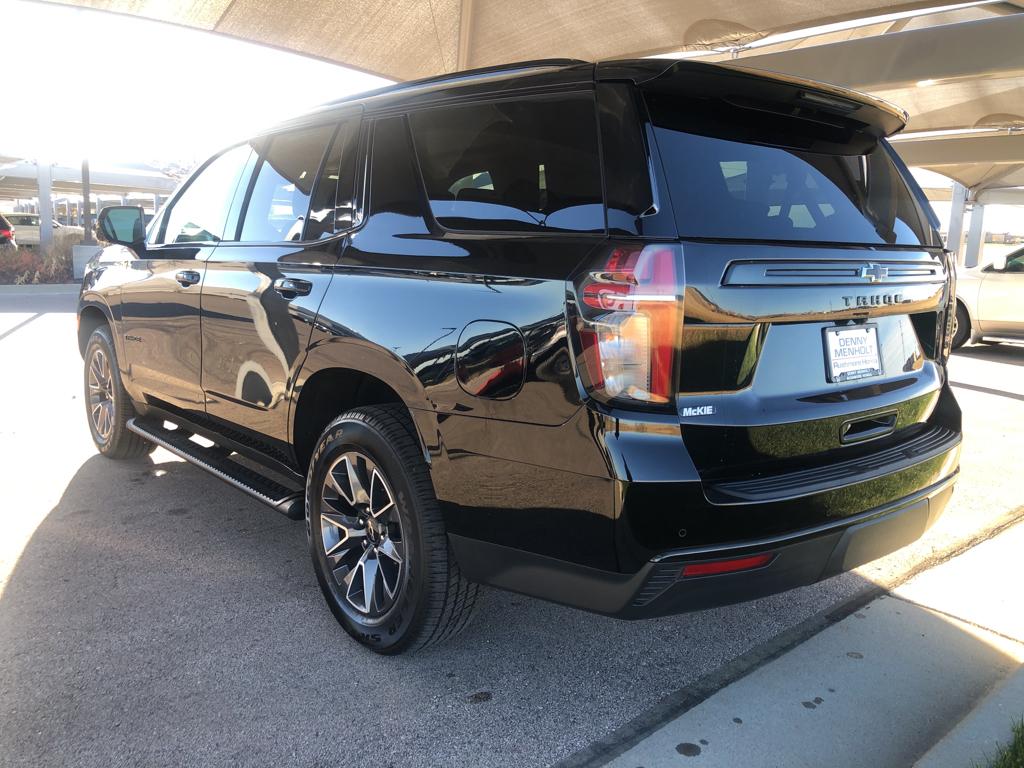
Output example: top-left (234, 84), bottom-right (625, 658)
top-left (723, 260), bottom-right (945, 287)
top-left (706, 424), bottom-right (960, 505)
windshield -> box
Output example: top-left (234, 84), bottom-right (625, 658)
top-left (650, 106), bottom-right (929, 246)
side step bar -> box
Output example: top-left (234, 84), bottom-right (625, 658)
top-left (127, 417), bottom-right (304, 519)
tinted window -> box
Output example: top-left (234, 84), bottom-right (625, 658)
top-left (9, 215), bottom-right (38, 226)
top-left (598, 84), bottom-right (655, 235)
top-left (650, 105), bottom-right (927, 245)
top-left (160, 144), bottom-right (252, 244)
top-left (1004, 250), bottom-right (1024, 273)
top-left (409, 94), bottom-right (604, 233)
top-left (237, 125), bottom-right (334, 242)
top-left (305, 119), bottom-right (360, 240)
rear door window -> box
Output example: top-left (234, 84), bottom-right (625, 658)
top-left (408, 93), bottom-right (604, 233)
top-left (237, 125), bottom-right (335, 243)
top-left (648, 100), bottom-right (929, 246)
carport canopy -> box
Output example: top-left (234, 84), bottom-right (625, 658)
top-left (42, 0), bottom-right (1024, 82)
top-left (42, 0), bottom-right (1024, 260)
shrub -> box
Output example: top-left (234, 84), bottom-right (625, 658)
top-left (0, 229), bottom-right (81, 284)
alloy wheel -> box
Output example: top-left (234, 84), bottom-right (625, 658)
top-left (320, 451), bottom-right (405, 618)
top-left (87, 347), bottom-right (115, 443)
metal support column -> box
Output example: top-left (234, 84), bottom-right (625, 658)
top-left (36, 162), bottom-right (54, 252)
top-left (946, 182), bottom-right (968, 265)
top-left (82, 159), bottom-right (95, 245)
top-left (964, 203), bottom-right (986, 269)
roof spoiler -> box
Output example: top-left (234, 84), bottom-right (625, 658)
top-left (599, 59), bottom-right (907, 144)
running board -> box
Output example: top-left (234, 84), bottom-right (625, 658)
top-left (127, 417), bottom-right (304, 519)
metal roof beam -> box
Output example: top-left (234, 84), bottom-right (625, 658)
top-left (976, 186), bottom-right (1024, 204)
top-left (733, 14), bottom-right (1024, 91)
top-left (892, 133), bottom-right (1024, 166)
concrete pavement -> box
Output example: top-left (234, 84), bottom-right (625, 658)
top-left (603, 522), bottom-right (1024, 768)
top-left (0, 288), bottom-right (1021, 767)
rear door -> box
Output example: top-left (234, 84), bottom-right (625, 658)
top-left (119, 144), bottom-right (253, 416)
top-left (198, 115), bottom-right (361, 450)
top-left (334, 95), bottom-right (613, 568)
top-left (977, 248), bottom-right (1024, 335)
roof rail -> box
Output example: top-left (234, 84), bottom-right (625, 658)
top-left (316, 58), bottom-right (590, 109)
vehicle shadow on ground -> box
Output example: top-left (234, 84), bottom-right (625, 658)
top-left (953, 341), bottom-right (1024, 366)
top-left (0, 454), bottom-right (1011, 768)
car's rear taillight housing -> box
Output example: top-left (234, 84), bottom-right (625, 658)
top-left (0, 228), bottom-right (13, 240)
top-left (571, 243), bottom-right (684, 407)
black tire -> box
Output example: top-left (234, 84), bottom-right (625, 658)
top-left (83, 325), bottom-right (154, 459)
top-left (306, 404), bottom-right (478, 654)
top-left (951, 302), bottom-right (971, 349)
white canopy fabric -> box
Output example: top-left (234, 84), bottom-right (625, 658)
top-left (51, 0), bottom-right (1002, 80)
top-left (45, 0), bottom-right (1024, 200)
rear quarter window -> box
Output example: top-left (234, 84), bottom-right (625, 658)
top-left (408, 93), bottom-right (604, 234)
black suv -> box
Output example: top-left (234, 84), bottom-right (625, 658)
top-left (79, 59), bottom-right (962, 654)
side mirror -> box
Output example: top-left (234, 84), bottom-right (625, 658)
top-left (97, 206), bottom-right (146, 246)
top-left (990, 254), bottom-right (1008, 272)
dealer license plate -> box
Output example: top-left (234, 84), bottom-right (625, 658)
top-left (824, 325), bottom-right (882, 383)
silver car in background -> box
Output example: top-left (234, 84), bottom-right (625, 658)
top-left (953, 246), bottom-right (1024, 347)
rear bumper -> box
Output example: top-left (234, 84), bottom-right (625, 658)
top-left (450, 471), bottom-right (956, 619)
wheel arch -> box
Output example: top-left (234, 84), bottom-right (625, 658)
top-left (78, 300), bottom-right (114, 358)
top-left (954, 295), bottom-right (978, 338)
top-left (955, 295), bottom-right (975, 324)
top-left (290, 341), bottom-right (435, 473)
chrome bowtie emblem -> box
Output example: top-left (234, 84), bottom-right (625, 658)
top-left (860, 264), bottom-right (889, 282)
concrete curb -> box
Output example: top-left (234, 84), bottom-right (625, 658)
top-left (914, 666), bottom-right (1024, 768)
top-left (0, 283), bottom-right (79, 295)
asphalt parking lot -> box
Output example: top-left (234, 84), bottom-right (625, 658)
top-left (1, 286), bottom-right (1022, 768)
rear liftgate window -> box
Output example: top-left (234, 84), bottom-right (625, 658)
top-left (647, 95), bottom-right (929, 246)
top-left (408, 94), bottom-right (605, 233)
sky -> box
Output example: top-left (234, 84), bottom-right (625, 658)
top-left (0, 0), bottom-right (389, 169)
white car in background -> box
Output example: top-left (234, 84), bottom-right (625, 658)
top-left (953, 246), bottom-right (1024, 347)
top-left (0, 213), bottom-right (83, 247)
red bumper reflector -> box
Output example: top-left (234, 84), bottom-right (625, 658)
top-left (681, 553), bottom-right (775, 578)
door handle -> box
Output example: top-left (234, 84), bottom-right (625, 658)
top-left (273, 278), bottom-right (313, 297)
top-left (175, 270), bottom-right (201, 287)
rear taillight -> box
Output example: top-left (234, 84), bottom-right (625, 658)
top-left (572, 243), bottom-right (684, 406)
top-left (0, 229), bottom-right (13, 239)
